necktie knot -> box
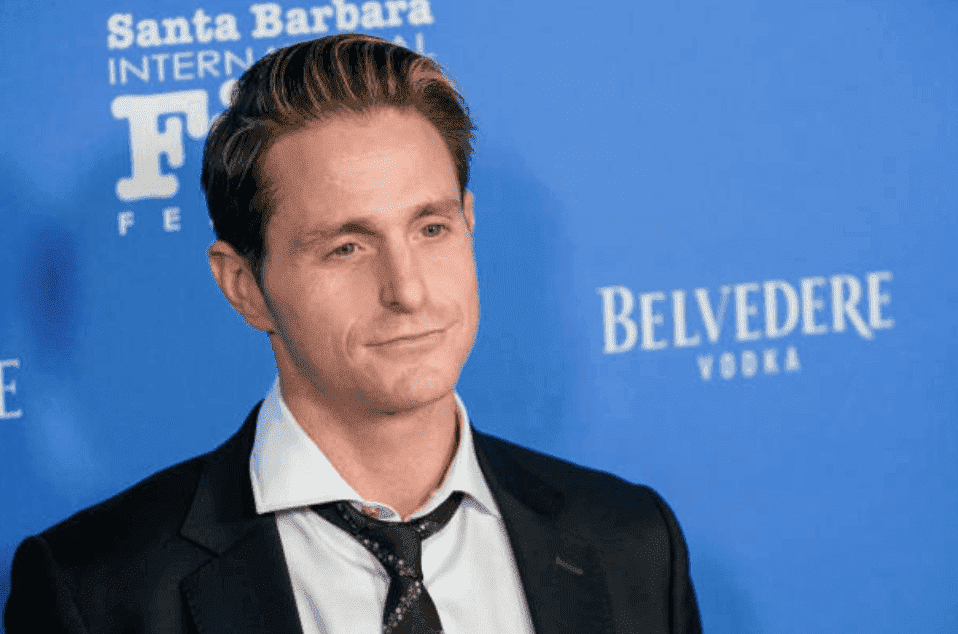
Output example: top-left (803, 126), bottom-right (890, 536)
top-left (314, 492), bottom-right (465, 634)
top-left (373, 524), bottom-right (424, 577)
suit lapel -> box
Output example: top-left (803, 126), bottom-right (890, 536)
top-left (178, 403), bottom-right (304, 634)
top-left (473, 430), bottom-right (616, 634)
top-left (169, 406), bottom-right (617, 634)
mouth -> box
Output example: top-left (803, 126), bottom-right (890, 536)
top-left (369, 329), bottom-right (445, 347)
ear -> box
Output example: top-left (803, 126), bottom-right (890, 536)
top-left (208, 240), bottom-right (276, 334)
top-left (462, 190), bottom-right (475, 233)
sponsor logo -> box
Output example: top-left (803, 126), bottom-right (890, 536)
top-left (107, 2), bottom-right (436, 234)
top-left (597, 271), bottom-right (893, 380)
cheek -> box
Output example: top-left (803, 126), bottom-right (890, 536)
top-left (265, 268), bottom-right (334, 339)
top-left (454, 251), bottom-right (479, 298)
top-left (437, 252), bottom-right (479, 318)
top-left (432, 239), bottom-right (477, 281)
top-left (291, 272), bottom-right (380, 346)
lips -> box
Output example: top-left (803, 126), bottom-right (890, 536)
top-left (369, 329), bottom-right (444, 347)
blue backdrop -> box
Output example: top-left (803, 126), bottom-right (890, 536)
top-left (2, 1), bottom-right (956, 632)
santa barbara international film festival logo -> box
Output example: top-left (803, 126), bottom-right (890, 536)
top-left (597, 272), bottom-right (894, 381)
top-left (107, 1), bottom-right (436, 235)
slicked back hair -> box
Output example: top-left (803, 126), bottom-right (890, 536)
top-left (201, 33), bottom-right (476, 285)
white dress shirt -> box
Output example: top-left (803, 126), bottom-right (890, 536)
top-left (250, 379), bottom-right (536, 634)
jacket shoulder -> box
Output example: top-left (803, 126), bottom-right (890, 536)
top-left (6, 451), bottom-right (223, 633)
top-left (476, 431), bottom-right (682, 539)
top-left (38, 451), bottom-right (210, 571)
top-left (475, 431), bottom-right (702, 633)
top-left (35, 401), bottom-right (262, 569)
top-left (6, 408), bottom-right (262, 633)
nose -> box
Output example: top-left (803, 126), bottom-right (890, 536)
top-left (378, 239), bottom-right (427, 312)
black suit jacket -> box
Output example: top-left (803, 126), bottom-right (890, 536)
top-left (5, 403), bottom-right (702, 633)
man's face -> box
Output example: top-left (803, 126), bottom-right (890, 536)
top-left (258, 108), bottom-right (479, 414)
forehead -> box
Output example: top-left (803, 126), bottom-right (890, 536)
top-left (261, 108), bottom-right (460, 227)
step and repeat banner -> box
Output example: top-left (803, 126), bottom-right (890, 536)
top-left (1, 1), bottom-right (956, 632)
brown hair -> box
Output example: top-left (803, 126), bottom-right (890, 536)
top-left (201, 33), bottom-right (476, 284)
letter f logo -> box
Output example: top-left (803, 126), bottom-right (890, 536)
top-left (111, 90), bottom-right (209, 201)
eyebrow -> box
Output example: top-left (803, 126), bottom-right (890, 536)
top-left (294, 198), bottom-right (462, 249)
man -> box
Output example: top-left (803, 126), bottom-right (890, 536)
top-left (5, 34), bottom-right (701, 633)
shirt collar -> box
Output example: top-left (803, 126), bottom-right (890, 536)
top-left (250, 377), bottom-right (500, 521)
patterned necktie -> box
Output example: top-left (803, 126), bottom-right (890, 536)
top-left (313, 491), bottom-right (465, 634)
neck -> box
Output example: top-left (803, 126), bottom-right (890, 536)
top-left (280, 381), bottom-right (460, 521)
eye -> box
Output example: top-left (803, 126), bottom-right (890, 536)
top-left (329, 243), bottom-right (357, 258)
top-left (422, 223), bottom-right (447, 238)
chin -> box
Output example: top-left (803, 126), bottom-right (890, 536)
top-left (364, 368), bottom-right (456, 414)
